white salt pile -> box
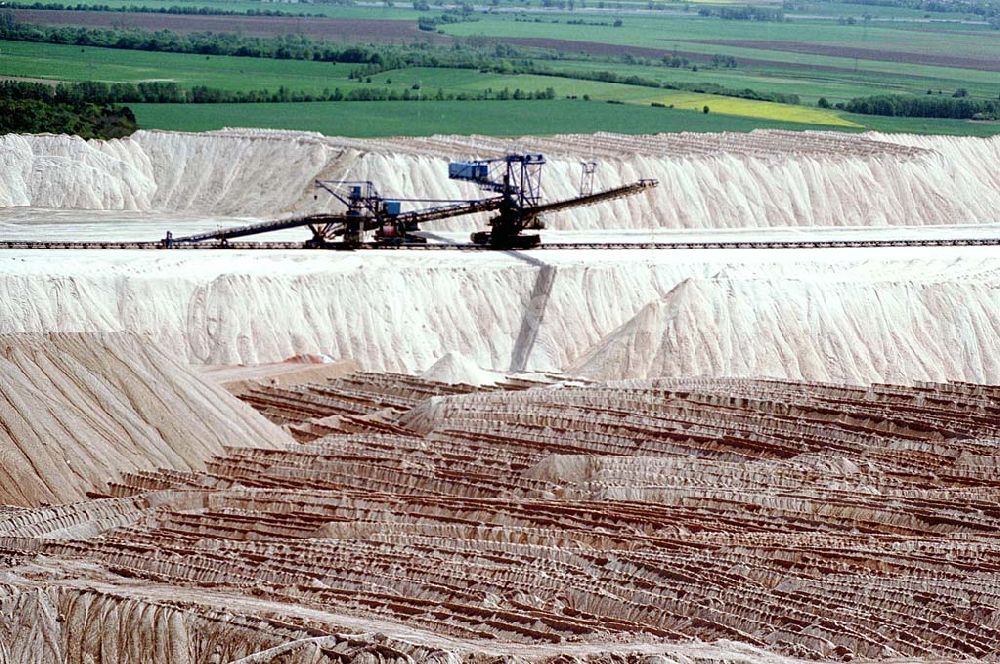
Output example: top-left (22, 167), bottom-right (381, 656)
top-left (0, 333), bottom-right (287, 507)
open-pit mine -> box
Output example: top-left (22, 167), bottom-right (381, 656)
top-left (2, 128), bottom-right (1000, 663)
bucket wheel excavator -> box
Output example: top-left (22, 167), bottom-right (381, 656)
top-left (161, 154), bottom-right (657, 250)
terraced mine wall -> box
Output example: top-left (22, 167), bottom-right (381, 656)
top-left (3, 374), bottom-right (1000, 662)
top-left (3, 129), bottom-right (1000, 228)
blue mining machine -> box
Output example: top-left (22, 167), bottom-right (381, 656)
top-left (161, 154), bottom-right (657, 250)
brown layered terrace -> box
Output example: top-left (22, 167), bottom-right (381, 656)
top-left (2, 374), bottom-right (1000, 662)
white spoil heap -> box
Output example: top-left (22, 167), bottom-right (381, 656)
top-left (2, 128), bottom-right (999, 228)
top-left (2, 128), bottom-right (999, 386)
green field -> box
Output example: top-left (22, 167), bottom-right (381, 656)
top-left (130, 98), bottom-right (855, 135)
top-left (127, 99), bottom-right (1000, 137)
top-left (439, 15), bottom-right (1000, 81)
top-left (0, 40), bottom-right (359, 94)
top-left (2, 0), bottom-right (998, 137)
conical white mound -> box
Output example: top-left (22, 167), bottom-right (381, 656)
top-left (421, 351), bottom-right (502, 385)
top-left (569, 277), bottom-right (1000, 384)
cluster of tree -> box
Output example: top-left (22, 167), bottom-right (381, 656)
top-left (6, 1), bottom-right (323, 17)
top-left (698, 5), bottom-right (785, 20)
top-left (837, 15), bottom-right (873, 25)
top-left (657, 54), bottom-right (689, 68)
top-left (565, 18), bottom-right (615, 26)
top-left (710, 54), bottom-right (738, 68)
top-left (0, 99), bottom-right (136, 138)
top-left (0, 78), bottom-right (558, 105)
top-left (557, 69), bottom-right (663, 87)
top-left (842, 93), bottom-right (1000, 119)
top-left (417, 12), bottom-right (477, 29)
top-left (417, 3), bottom-right (478, 29)
top-left (667, 81), bottom-right (799, 104)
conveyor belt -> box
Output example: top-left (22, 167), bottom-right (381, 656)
top-left (2, 238), bottom-right (998, 251)
top-left (167, 196), bottom-right (507, 245)
top-left (530, 179), bottom-right (658, 215)
top-left (169, 214), bottom-right (346, 244)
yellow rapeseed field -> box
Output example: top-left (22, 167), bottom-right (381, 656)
top-left (650, 92), bottom-right (861, 127)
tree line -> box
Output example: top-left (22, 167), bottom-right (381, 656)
top-left (697, 5), bottom-right (785, 20)
top-left (521, 67), bottom-right (801, 105)
top-left (0, 79), bottom-right (558, 105)
top-left (6, 2), bottom-right (323, 17)
top-left (843, 93), bottom-right (1000, 119)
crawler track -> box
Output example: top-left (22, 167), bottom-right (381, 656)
top-left (2, 238), bottom-right (999, 251)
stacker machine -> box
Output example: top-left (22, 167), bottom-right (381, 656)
top-left (160, 153), bottom-right (658, 250)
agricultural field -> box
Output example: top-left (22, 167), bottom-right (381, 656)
top-left (7, 8), bottom-right (438, 41)
top-left (129, 98), bottom-right (851, 135)
top-left (649, 91), bottom-right (860, 125)
top-left (0, 40), bottom-right (361, 94)
top-left (130, 98), bottom-right (1000, 137)
top-left (1, 0), bottom-right (998, 137)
